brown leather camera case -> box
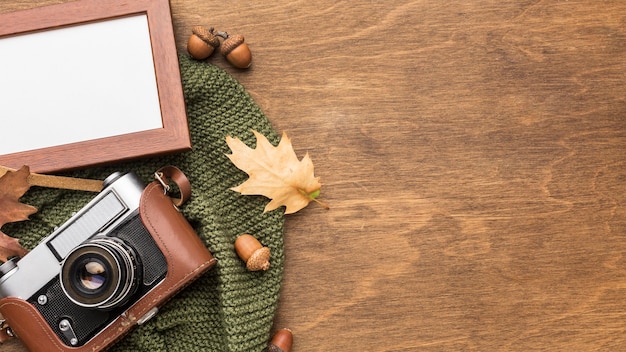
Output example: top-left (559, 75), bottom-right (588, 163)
top-left (0, 180), bottom-right (217, 351)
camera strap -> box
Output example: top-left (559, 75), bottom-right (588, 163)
top-left (153, 166), bottom-right (192, 207)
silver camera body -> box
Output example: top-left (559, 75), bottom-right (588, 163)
top-left (0, 172), bottom-right (168, 346)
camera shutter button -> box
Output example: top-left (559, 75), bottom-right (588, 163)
top-left (102, 172), bottom-right (125, 189)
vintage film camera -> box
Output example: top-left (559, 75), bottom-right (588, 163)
top-left (0, 169), bottom-right (216, 351)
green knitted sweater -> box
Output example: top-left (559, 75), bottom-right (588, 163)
top-left (8, 54), bottom-right (284, 351)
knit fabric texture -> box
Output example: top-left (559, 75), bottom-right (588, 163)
top-left (7, 54), bottom-right (285, 351)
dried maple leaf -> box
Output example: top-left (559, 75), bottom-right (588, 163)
top-left (226, 130), bottom-right (327, 214)
top-left (0, 166), bottom-right (37, 261)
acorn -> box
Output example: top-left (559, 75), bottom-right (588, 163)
top-left (187, 26), bottom-right (220, 60)
top-left (234, 234), bottom-right (270, 271)
top-left (268, 328), bottom-right (293, 352)
top-left (220, 33), bottom-right (252, 68)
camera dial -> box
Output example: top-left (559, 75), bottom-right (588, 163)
top-left (60, 237), bottom-right (142, 310)
top-left (0, 257), bottom-right (19, 283)
top-left (102, 172), bottom-right (126, 189)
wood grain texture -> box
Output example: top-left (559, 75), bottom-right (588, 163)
top-left (2, 0), bottom-right (626, 350)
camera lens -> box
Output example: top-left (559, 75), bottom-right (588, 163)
top-left (78, 259), bottom-right (107, 290)
top-left (60, 237), bottom-right (142, 310)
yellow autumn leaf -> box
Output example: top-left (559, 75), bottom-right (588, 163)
top-left (226, 130), bottom-right (326, 214)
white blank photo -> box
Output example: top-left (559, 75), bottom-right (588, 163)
top-left (0, 14), bottom-right (162, 155)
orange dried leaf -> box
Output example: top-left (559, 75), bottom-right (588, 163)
top-left (226, 130), bottom-right (325, 214)
top-left (0, 165), bottom-right (37, 261)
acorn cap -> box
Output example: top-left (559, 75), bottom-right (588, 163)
top-left (246, 246), bottom-right (270, 271)
top-left (192, 26), bottom-right (220, 47)
top-left (220, 34), bottom-right (246, 56)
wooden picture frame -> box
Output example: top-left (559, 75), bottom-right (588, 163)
top-left (0, 0), bottom-right (190, 173)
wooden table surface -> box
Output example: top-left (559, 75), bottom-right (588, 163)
top-left (3, 0), bottom-right (626, 351)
